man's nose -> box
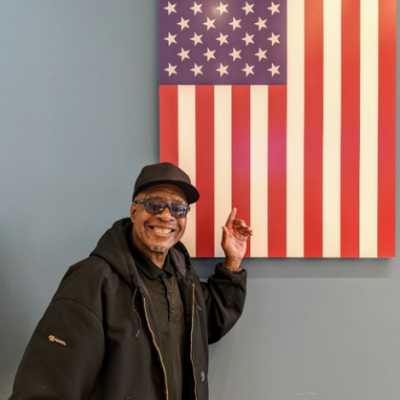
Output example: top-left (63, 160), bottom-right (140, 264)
top-left (158, 207), bottom-right (174, 220)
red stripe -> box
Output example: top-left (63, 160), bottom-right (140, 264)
top-left (231, 86), bottom-right (251, 258)
top-left (159, 85), bottom-right (179, 164)
top-left (304, 0), bottom-right (323, 257)
top-left (268, 86), bottom-right (287, 257)
top-left (195, 86), bottom-right (215, 257)
top-left (378, 0), bottom-right (396, 257)
top-left (341, 0), bottom-right (360, 257)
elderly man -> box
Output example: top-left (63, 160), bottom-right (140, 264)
top-left (9, 162), bottom-right (252, 400)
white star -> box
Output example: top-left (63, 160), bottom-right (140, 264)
top-left (255, 48), bottom-right (267, 61)
top-left (242, 32), bottom-right (254, 46)
top-left (190, 32), bottom-right (203, 46)
top-left (228, 17), bottom-right (242, 30)
top-left (203, 48), bottom-right (216, 61)
top-left (164, 2), bottom-right (177, 15)
top-left (203, 17), bottom-right (216, 30)
top-left (268, 63), bottom-right (280, 76)
top-left (216, 32), bottom-right (229, 46)
top-left (177, 17), bottom-right (190, 30)
top-left (268, 32), bottom-right (280, 46)
top-left (190, 2), bottom-right (203, 15)
top-left (229, 48), bottom-right (242, 61)
top-left (164, 32), bottom-right (177, 46)
top-left (177, 48), bottom-right (190, 61)
top-left (165, 63), bottom-right (177, 76)
top-left (216, 63), bottom-right (229, 76)
top-left (254, 17), bottom-right (267, 30)
top-left (190, 63), bottom-right (203, 76)
top-left (216, 2), bottom-right (229, 15)
top-left (242, 2), bottom-right (254, 15)
top-left (268, 2), bottom-right (280, 15)
top-left (242, 63), bottom-right (255, 76)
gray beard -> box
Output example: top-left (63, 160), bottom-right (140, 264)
top-left (151, 245), bottom-right (167, 253)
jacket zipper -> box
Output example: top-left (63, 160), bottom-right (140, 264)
top-left (142, 296), bottom-right (169, 400)
top-left (190, 283), bottom-right (198, 400)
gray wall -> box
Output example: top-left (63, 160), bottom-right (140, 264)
top-left (1, 1), bottom-right (399, 399)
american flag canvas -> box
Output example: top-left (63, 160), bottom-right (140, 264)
top-left (159, 0), bottom-right (396, 258)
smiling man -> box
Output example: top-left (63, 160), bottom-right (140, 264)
top-left (9, 162), bottom-right (251, 400)
top-left (131, 184), bottom-right (189, 264)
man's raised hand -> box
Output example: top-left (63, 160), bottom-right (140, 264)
top-left (221, 208), bottom-right (253, 271)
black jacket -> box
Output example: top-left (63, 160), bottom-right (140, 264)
top-left (9, 219), bottom-right (247, 400)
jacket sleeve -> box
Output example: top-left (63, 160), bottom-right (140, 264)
top-left (200, 263), bottom-right (247, 344)
top-left (9, 298), bottom-right (104, 400)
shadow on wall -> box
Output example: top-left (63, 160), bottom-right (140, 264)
top-left (0, 239), bottom-right (34, 397)
top-left (192, 257), bottom-right (392, 281)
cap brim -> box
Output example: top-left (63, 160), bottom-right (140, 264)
top-left (133, 180), bottom-right (200, 204)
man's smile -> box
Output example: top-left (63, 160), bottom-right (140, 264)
top-left (147, 223), bottom-right (179, 236)
top-left (151, 226), bottom-right (173, 235)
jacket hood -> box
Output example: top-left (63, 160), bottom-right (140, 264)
top-left (90, 218), bottom-right (138, 287)
top-left (90, 218), bottom-right (193, 288)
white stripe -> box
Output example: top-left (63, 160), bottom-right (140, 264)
top-left (250, 86), bottom-right (268, 257)
top-left (214, 85), bottom-right (232, 257)
top-left (286, 0), bottom-right (304, 257)
top-left (359, 0), bottom-right (378, 257)
top-left (178, 85), bottom-right (197, 256)
top-left (322, 0), bottom-right (341, 257)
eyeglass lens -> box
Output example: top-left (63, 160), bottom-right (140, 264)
top-left (145, 200), bottom-right (189, 218)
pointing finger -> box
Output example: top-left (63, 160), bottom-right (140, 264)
top-left (225, 207), bottom-right (237, 229)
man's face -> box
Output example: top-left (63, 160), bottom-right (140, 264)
top-left (130, 184), bottom-right (188, 262)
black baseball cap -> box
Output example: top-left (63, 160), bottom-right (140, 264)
top-left (132, 162), bottom-right (200, 204)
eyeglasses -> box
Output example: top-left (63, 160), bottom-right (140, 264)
top-left (134, 199), bottom-right (190, 219)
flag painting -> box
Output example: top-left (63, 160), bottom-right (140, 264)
top-left (159, 0), bottom-right (396, 258)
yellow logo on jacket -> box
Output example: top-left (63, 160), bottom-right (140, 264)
top-left (48, 335), bottom-right (67, 346)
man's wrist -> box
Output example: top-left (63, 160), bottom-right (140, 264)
top-left (222, 260), bottom-right (243, 274)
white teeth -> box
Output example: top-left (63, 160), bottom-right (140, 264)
top-left (153, 227), bottom-right (172, 234)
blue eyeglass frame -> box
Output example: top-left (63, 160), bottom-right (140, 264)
top-left (134, 198), bottom-right (190, 218)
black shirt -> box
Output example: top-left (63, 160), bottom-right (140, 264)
top-left (129, 241), bottom-right (186, 400)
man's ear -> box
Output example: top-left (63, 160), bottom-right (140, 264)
top-left (130, 202), bottom-right (137, 223)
